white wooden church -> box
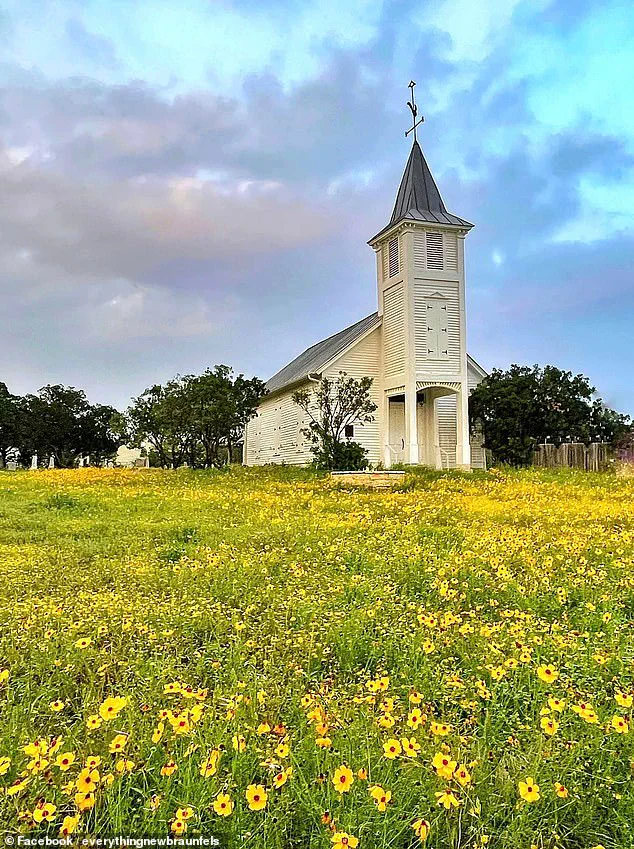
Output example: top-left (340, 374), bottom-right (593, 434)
top-left (245, 114), bottom-right (487, 470)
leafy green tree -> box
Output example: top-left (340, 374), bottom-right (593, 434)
top-left (0, 382), bottom-right (22, 467)
top-left (127, 367), bottom-right (265, 468)
top-left (292, 373), bottom-right (377, 470)
top-left (126, 378), bottom-right (194, 468)
top-left (469, 364), bottom-right (630, 466)
top-left (187, 366), bottom-right (265, 467)
top-left (19, 385), bottom-right (122, 467)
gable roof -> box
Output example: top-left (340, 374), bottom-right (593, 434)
top-left (265, 312), bottom-right (381, 395)
top-left (265, 312), bottom-right (487, 397)
top-left (370, 141), bottom-right (473, 243)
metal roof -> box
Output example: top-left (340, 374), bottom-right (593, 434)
top-left (265, 312), bottom-right (381, 395)
top-left (265, 311), bottom-right (487, 396)
top-left (370, 141), bottom-right (473, 242)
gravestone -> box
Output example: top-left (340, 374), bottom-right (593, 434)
top-left (30, 455), bottom-right (38, 470)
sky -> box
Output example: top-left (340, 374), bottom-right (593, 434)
top-left (1, 0), bottom-right (633, 414)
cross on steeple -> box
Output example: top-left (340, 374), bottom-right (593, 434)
top-left (405, 80), bottom-right (424, 142)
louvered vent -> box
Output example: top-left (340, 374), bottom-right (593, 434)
top-left (426, 232), bottom-right (444, 270)
top-left (388, 237), bottom-right (399, 277)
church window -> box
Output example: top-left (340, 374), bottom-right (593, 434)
top-left (388, 238), bottom-right (399, 277)
top-left (344, 425), bottom-right (354, 438)
top-left (426, 232), bottom-right (444, 270)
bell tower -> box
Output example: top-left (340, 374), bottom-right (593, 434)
top-left (368, 83), bottom-right (474, 469)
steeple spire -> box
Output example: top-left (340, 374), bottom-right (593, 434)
top-left (368, 85), bottom-right (473, 244)
top-left (389, 140), bottom-right (471, 227)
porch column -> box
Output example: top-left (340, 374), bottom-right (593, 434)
top-left (456, 384), bottom-right (471, 470)
top-left (404, 387), bottom-right (419, 465)
top-left (383, 393), bottom-right (392, 468)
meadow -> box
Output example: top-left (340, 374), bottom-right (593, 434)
top-left (0, 466), bottom-right (633, 848)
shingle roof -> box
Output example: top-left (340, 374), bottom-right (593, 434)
top-left (265, 312), bottom-right (381, 395)
top-left (370, 141), bottom-right (472, 242)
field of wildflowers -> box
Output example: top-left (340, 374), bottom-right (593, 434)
top-left (0, 466), bottom-right (632, 848)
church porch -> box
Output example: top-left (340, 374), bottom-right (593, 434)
top-left (384, 385), bottom-right (470, 470)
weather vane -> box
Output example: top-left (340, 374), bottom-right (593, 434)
top-left (405, 80), bottom-right (424, 141)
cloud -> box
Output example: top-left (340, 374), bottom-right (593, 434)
top-left (0, 0), bottom-right (632, 417)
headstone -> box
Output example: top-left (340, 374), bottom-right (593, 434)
top-left (7, 461), bottom-right (17, 471)
top-left (30, 455), bottom-right (38, 470)
top-left (48, 456), bottom-right (55, 469)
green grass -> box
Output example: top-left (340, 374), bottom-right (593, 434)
top-left (0, 465), bottom-right (632, 848)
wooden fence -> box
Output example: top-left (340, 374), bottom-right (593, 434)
top-left (533, 442), bottom-right (612, 472)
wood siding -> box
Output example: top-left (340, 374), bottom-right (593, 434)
top-left (324, 327), bottom-right (382, 466)
top-left (383, 283), bottom-right (405, 380)
top-left (414, 282), bottom-right (460, 376)
top-left (245, 385), bottom-right (313, 466)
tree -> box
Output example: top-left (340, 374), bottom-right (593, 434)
top-left (0, 383), bottom-right (22, 467)
top-left (18, 385), bottom-right (122, 467)
top-left (469, 364), bottom-right (630, 466)
top-left (126, 367), bottom-right (265, 468)
top-left (126, 378), bottom-right (194, 468)
top-left (187, 367), bottom-right (265, 468)
top-left (292, 372), bottom-right (377, 470)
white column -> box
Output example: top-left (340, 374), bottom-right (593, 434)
top-left (383, 394), bottom-right (392, 468)
top-left (404, 387), bottom-right (419, 465)
top-left (455, 385), bottom-right (471, 470)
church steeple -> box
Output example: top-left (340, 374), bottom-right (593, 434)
top-left (389, 140), bottom-right (472, 229)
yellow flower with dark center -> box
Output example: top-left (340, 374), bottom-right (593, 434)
top-left (383, 739), bottom-right (401, 759)
top-left (115, 758), bottom-right (134, 773)
top-left (615, 691), bottom-right (633, 708)
top-left (407, 708), bottom-right (424, 729)
top-left (76, 767), bottom-right (100, 793)
top-left (331, 833), bottom-right (359, 849)
top-left (109, 733), bottom-right (128, 753)
top-left (170, 818), bottom-right (186, 836)
top-left (75, 637), bottom-right (92, 649)
top-left (273, 766), bottom-right (292, 788)
top-left (540, 716), bottom-right (558, 736)
top-left (75, 791), bottom-right (96, 811)
top-left (412, 818), bottom-right (430, 840)
top-left (50, 699), bottom-right (65, 712)
top-left (59, 814), bottom-right (80, 836)
top-left (33, 801), bottom-right (57, 823)
top-left (152, 722), bottom-right (164, 744)
top-left (161, 759), bottom-right (178, 776)
top-left (369, 784), bottom-right (391, 811)
top-left (401, 736), bottom-right (420, 758)
top-left (200, 750), bottom-right (221, 777)
top-left (213, 793), bottom-right (234, 816)
top-left (245, 784), bottom-right (268, 811)
top-left (536, 665), bottom-right (559, 684)
top-left (436, 789), bottom-right (460, 809)
top-left (432, 752), bottom-right (456, 780)
top-left (611, 715), bottom-right (629, 734)
top-left (86, 715), bottom-right (102, 731)
top-left (454, 764), bottom-right (471, 786)
top-left (554, 782), bottom-right (569, 798)
top-left (85, 756), bottom-right (101, 769)
top-left (518, 777), bottom-right (540, 803)
top-left (548, 697), bottom-right (566, 712)
top-left (55, 752), bottom-right (75, 771)
top-left (176, 806), bottom-right (194, 820)
top-left (275, 741), bottom-right (290, 758)
top-left (332, 764), bottom-right (354, 793)
top-left (99, 696), bottom-right (127, 722)
top-left (430, 721), bottom-right (451, 737)
top-left (0, 756), bottom-right (11, 775)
